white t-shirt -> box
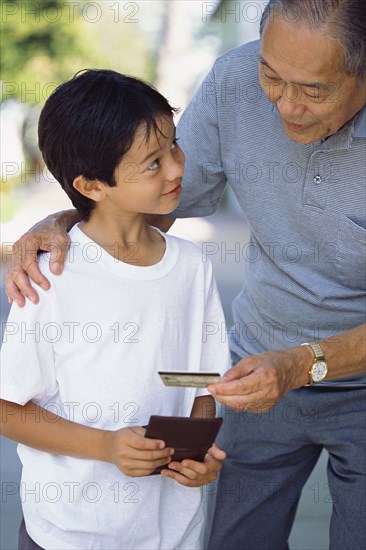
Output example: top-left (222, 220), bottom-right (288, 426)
top-left (1, 225), bottom-right (231, 550)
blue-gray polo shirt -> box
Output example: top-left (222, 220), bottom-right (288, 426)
top-left (175, 40), bottom-right (366, 386)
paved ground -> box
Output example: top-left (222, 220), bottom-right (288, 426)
top-left (0, 178), bottom-right (331, 549)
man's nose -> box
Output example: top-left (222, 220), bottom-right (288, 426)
top-left (276, 84), bottom-right (307, 118)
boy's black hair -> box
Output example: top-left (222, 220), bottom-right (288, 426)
top-left (38, 69), bottom-right (178, 220)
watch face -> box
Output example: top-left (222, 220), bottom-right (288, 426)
top-left (312, 361), bottom-right (328, 382)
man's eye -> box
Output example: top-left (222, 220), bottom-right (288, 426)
top-left (303, 91), bottom-right (318, 99)
top-left (302, 87), bottom-right (323, 100)
top-left (263, 73), bottom-right (281, 82)
top-left (148, 159), bottom-right (160, 170)
top-left (171, 138), bottom-right (179, 149)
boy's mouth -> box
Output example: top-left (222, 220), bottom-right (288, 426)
top-left (163, 184), bottom-right (182, 197)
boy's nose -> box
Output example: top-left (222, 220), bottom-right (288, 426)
top-left (167, 149), bottom-right (185, 180)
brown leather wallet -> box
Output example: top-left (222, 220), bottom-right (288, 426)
top-left (145, 415), bottom-right (223, 474)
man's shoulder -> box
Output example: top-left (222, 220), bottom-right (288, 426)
top-left (213, 40), bottom-right (260, 74)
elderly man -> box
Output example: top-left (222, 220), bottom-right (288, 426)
top-left (6, 0), bottom-right (366, 548)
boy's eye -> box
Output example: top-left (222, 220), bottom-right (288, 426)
top-left (171, 138), bottom-right (179, 149)
top-left (148, 159), bottom-right (160, 171)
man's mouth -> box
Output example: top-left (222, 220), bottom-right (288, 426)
top-left (283, 120), bottom-right (312, 132)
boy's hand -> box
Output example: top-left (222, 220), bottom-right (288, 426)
top-left (160, 443), bottom-right (226, 487)
top-left (106, 426), bottom-right (175, 477)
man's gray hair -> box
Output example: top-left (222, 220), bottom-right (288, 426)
top-left (260, 0), bottom-right (366, 79)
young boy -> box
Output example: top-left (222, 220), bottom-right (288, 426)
top-left (0, 70), bottom-right (231, 549)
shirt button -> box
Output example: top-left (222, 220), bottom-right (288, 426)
top-left (313, 175), bottom-right (322, 184)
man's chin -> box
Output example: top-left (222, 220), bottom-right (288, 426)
top-left (283, 125), bottom-right (321, 145)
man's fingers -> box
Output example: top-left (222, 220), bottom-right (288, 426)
top-left (5, 270), bottom-right (39, 306)
top-left (208, 360), bottom-right (255, 394)
top-left (221, 360), bottom-right (254, 381)
top-left (209, 376), bottom-right (252, 397)
top-left (46, 238), bottom-right (70, 275)
top-left (5, 275), bottom-right (26, 307)
top-left (24, 261), bottom-right (50, 291)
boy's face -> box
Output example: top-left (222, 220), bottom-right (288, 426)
top-left (104, 115), bottom-right (185, 216)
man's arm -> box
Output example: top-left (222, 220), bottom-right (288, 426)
top-left (5, 211), bottom-right (176, 307)
top-left (145, 214), bottom-right (176, 233)
top-left (208, 323), bottom-right (366, 412)
top-left (6, 209), bottom-right (80, 306)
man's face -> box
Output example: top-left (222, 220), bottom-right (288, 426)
top-left (259, 14), bottom-right (366, 144)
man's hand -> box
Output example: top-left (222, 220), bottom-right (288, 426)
top-left (5, 210), bottom-right (78, 306)
top-left (208, 348), bottom-right (311, 413)
top-left (160, 443), bottom-right (226, 487)
top-left (106, 426), bottom-right (175, 477)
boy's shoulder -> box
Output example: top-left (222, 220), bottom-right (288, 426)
top-left (165, 232), bottom-right (204, 260)
top-left (36, 224), bottom-right (83, 284)
top-left (165, 232), bottom-right (214, 278)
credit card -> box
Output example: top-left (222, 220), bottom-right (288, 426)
top-left (158, 371), bottom-right (222, 388)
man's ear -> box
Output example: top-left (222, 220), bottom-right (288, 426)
top-left (73, 176), bottom-right (107, 202)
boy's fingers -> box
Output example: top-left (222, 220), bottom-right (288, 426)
top-left (123, 456), bottom-right (172, 472)
top-left (129, 427), bottom-right (172, 452)
top-left (208, 444), bottom-right (226, 461)
top-left (127, 448), bottom-right (174, 461)
top-left (169, 460), bottom-right (207, 477)
top-left (161, 467), bottom-right (212, 487)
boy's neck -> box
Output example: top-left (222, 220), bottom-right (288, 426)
top-left (78, 213), bottom-right (166, 266)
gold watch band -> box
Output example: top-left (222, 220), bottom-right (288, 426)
top-left (301, 342), bottom-right (324, 361)
top-left (301, 342), bottom-right (326, 385)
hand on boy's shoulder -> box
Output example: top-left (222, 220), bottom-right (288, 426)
top-left (6, 229), bottom-right (71, 307)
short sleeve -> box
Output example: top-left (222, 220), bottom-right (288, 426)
top-left (173, 65), bottom-right (227, 218)
top-left (0, 287), bottom-right (57, 405)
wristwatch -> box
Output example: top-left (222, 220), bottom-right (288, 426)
top-left (301, 342), bottom-right (328, 385)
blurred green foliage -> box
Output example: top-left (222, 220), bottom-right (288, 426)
top-left (0, 0), bottom-right (156, 104)
top-left (1, 0), bottom-right (86, 100)
top-left (0, 0), bottom-right (158, 199)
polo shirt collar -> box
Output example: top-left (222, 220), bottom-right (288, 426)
top-left (354, 103), bottom-right (366, 138)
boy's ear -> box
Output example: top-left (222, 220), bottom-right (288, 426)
top-left (73, 176), bottom-right (107, 202)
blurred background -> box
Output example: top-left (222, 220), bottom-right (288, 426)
top-left (1, 1), bottom-right (330, 548)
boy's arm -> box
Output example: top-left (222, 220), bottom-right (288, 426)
top-left (0, 399), bottom-right (174, 477)
top-left (161, 395), bottom-right (226, 487)
top-left (190, 394), bottom-right (216, 419)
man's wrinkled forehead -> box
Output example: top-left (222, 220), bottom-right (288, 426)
top-left (260, 13), bottom-right (345, 82)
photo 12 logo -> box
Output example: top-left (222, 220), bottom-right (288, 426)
top-left (202, 1), bottom-right (268, 24)
top-left (1, 2), bottom-right (140, 24)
